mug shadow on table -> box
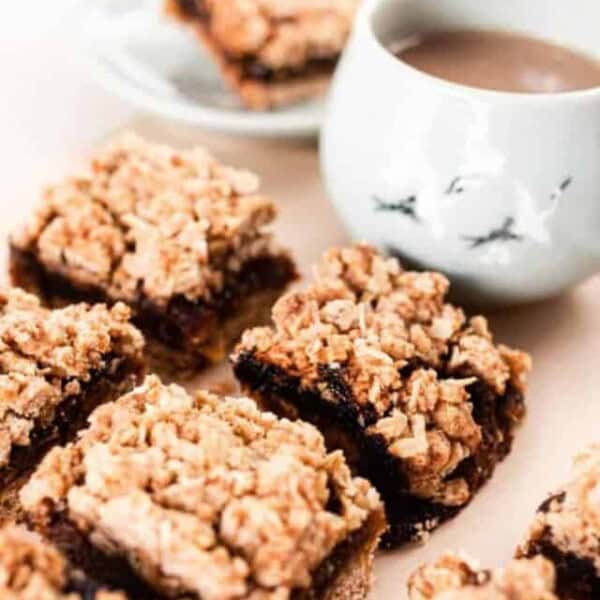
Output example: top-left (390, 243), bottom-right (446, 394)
top-left (487, 289), bottom-right (587, 352)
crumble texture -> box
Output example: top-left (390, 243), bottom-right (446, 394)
top-left (0, 524), bottom-right (126, 600)
top-left (186, 0), bottom-right (358, 71)
top-left (21, 375), bottom-right (382, 600)
top-left (235, 244), bottom-right (530, 507)
top-left (11, 133), bottom-right (285, 309)
top-left (408, 553), bottom-right (558, 600)
top-left (0, 287), bottom-right (144, 469)
top-left (520, 444), bottom-right (600, 574)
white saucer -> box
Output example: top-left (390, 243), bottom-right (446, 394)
top-left (77, 0), bottom-right (324, 137)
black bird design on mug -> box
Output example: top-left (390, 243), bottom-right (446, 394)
top-left (461, 217), bottom-right (523, 249)
top-left (372, 175), bottom-right (573, 249)
top-left (373, 194), bottom-right (420, 222)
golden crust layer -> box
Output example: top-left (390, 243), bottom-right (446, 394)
top-left (0, 288), bottom-right (144, 469)
top-left (520, 444), bottom-right (600, 574)
top-left (11, 133), bottom-right (287, 309)
top-left (21, 376), bottom-right (383, 600)
top-left (0, 525), bottom-right (125, 600)
top-left (234, 244), bottom-right (531, 507)
top-left (408, 553), bottom-right (558, 600)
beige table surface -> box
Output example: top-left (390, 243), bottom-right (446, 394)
top-left (2, 13), bottom-right (600, 598)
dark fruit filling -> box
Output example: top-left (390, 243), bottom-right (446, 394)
top-left (524, 534), bottom-right (600, 600)
top-left (10, 246), bottom-right (295, 361)
top-left (238, 56), bottom-right (339, 85)
top-left (293, 513), bottom-right (381, 600)
top-left (0, 354), bottom-right (144, 519)
top-left (521, 493), bottom-right (600, 600)
top-left (174, 0), bottom-right (340, 83)
top-left (233, 350), bottom-right (525, 548)
top-left (39, 517), bottom-right (162, 600)
top-left (38, 511), bottom-right (380, 600)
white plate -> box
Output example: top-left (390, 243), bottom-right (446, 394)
top-left (77, 0), bottom-right (324, 137)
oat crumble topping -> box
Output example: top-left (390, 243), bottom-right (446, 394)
top-left (21, 376), bottom-right (382, 600)
top-left (235, 244), bottom-right (530, 507)
top-left (521, 444), bottom-right (600, 574)
top-left (0, 525), bottom-right (126, 600)
top-left (193, 0), bottom-right (359, 71)
top-left (12, 133), bottom-right (285, 308)
top-left (0, 288), bottom-right (144, 469)
top-left (408, 553), bottom-right (558, 600)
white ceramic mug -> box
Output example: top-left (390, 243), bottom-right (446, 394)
top-left (320, 0), bottom-right (600, 304)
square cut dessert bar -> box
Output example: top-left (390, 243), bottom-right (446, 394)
top-left (518, 444), bottom-right (600, 600)
top-left (407, 553), bottom-right (559, 600)
top-left (232, 244), bottom-right (531, 548)
top-left (0, 525), bottom-right (127, 600)
top-left (0, 288), bottom-right (144, 522)
top-left (165, 0), bottom-right (359, 110)
top-left (10, 133), bottom-right (296, 376)
top-left (20, 376), bottom-right (386, 600)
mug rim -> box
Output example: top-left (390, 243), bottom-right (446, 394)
top-left (363, 0), bottom-right (600, 103)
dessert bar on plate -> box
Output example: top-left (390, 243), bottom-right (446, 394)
top-left (232, 243), bottom-right (531, 547)
top-left (165, 0), bottom-right (359, 110)
top-left (407, 553), bottom-right (559, 599)
top-left (518, 444), bottom-right (600, 599)
top-left (21, 375), bottom-right (385, 600)
top-left (0, 288), bottom-right (144, 522)
top-left (0, 524), bottom-right (126, 599)
top-left (10, 133), bottom-right (296, 376)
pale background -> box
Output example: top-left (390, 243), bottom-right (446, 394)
top-left (2, 3), bottom-right (600, 598)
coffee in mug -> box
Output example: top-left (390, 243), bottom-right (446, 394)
top-left (394, 29), bottom-right (600, 93)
